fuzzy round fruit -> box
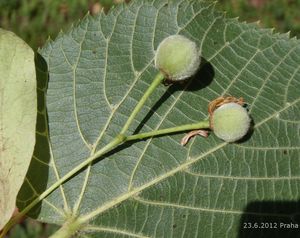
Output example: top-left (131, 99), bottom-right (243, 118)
top-left (154, 35), bottom-right (200, 81)
top-left (212, 102), bottom-right (251, 142)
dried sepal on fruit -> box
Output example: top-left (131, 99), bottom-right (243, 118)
top-left (180, 129), bottom-right (209, 146)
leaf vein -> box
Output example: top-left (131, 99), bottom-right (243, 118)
top-left (71, 19), bottom-right (92, 150)
top-left (83, 225), bottom-right (150, 238)
top-left (184, 170), bottom-right (300, 181)
top-left (133, 196), bottom-right (294, 218)
top-left (249, 44), bottom-right (300, 113)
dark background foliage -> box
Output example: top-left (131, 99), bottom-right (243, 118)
top-left (1, 0), bottom-right (299, 49)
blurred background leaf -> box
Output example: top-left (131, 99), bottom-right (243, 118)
top-left (218, 0), bottom-right (300, 39)
top-left (0, 28), bottom-right (36, 232)
top-left (0, 0), bottom-right (127, 49)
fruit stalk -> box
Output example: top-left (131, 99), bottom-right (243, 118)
top-left (126, 120), bottom-right (210, 141)
top-left (119, 72), bottom-right (165, 135)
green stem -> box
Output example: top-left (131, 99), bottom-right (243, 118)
top-left (0, 72), bottom-right (209, 238)
top-left (49, 216), bottom-right (83, 238)
top-left (0, 72), bottom-right (164, 238)
top-left (0, 136), bottom-right (124, 238)
top-left (120, 72), bottom-right (164, 135)
top-left (126, 120), bottom-right (210, 141)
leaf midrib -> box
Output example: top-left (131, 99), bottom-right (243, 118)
top-left (78, 141), bottom-right (226, 223)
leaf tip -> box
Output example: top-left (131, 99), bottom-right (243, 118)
top-left (83, 11), bottom-right (91, 19)
top-left (57, 29), bottom-right (65, 38)
top-left (255, 20), bottom-right (261, 26)
top-left (270, 27), bottom-right (276, 34)
top-left (43, 36), bottom-right (53, 48)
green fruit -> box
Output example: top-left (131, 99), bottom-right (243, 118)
top-left (212, 102), bottom-right (251, 142)
top-left (154, 35), bottom-right (200, 80)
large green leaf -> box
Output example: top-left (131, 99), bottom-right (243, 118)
top-left (18, 0), bottom-right (300, 237)
top-left (0, 29), bottom-right (36, 230)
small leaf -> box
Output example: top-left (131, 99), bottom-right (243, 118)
top-left (0, 29), bottom-right (36, 229)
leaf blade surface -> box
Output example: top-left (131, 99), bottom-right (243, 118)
top-left (18, 1), bottom-right (300, 237)
top-left (0, 29), bottom-right (36, 229)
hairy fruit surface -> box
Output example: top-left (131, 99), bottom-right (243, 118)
top-left (212, 102), bottom-right (251, 142)
top-left (155, 35), bottom-right (200, 80)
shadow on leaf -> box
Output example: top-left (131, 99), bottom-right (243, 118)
top-left (239, 200), bottom-right (300, 238)
top-left (94, 59), bottom-right (215, 163)
top-left (16, 53), bottom-right (50, 219)
top-left (134, 58), bottom-right (214, 134)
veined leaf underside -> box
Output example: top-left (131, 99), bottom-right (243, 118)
top-left (17, 0), bottom-right (300, 237)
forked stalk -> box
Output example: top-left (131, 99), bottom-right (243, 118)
top-left (0, 72), bottom-right (210, 238)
